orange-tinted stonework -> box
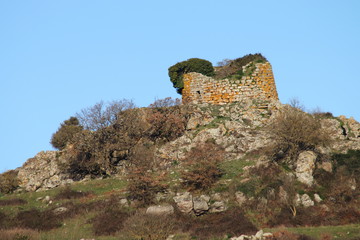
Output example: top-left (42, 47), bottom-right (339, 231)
top-left (182, 62), bottom-right (278, 105)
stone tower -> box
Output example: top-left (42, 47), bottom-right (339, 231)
top-left (182, 62), bottom-right (278, 105)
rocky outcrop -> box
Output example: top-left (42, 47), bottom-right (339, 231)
top-left (17, 151), bottom-right (72, 192)
top-left (173, 192), bottom-right (227, 215)
top-left (295, 151), bottom-right (317, 186)
top-left (13, 100), bottom-right (360, 193)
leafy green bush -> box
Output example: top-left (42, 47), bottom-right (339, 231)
top-left (168, 58), bottom-right (214, 94)
top-left (51, 117), bottom-right (83, 150)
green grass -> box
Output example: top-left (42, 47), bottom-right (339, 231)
top-left (264, 224), bottom-right (360, 240)
top-left (0, 177), bottom-right (127, 217)
top-left (220, 158), bottom-right (254, 180)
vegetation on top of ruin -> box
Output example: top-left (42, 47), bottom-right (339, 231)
top-left (168, 58), bottom-right (215, 94)
top-left (168, 53), bottom-right (268, 94)
top-left (215, 53), bottom-right (268, 79)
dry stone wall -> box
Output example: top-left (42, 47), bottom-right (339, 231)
top-left (182, 62), bottom-right (278, 105)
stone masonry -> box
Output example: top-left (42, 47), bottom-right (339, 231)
top-left (182, 62), bottom-right (278, 105)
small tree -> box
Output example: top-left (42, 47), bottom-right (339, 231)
top-left (148, 97), bottom-right (181, 108)
top-left (76, 99), bottom-right (136, 131)
top-left (267, 106), bottom-right (331, 165)
top-left (168, 58), bottom-right (214, 94)
top-left (180, 142), bottom-right (225, 191)
top-left (51, 117), bottom-right (83, 150)
top-left (126, 144), bottom-right (167, 206)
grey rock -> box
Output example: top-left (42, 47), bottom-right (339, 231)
top-left (314, 193), bottom-right (322, 203)
top-left (193, 196), bottom-right (209, 215)
top-left (235, 191), bottom-right (247, 206)
top-left (295, 151), bottom-right (317, 186)
top-left (173, 192), bottom-right (193, 214)
top-left (301, 194), bottom-right (314, 207)
top-left (146, 205), bottom-right (174, 215)
top-left (210, 201), bottom-right (227, 213)
top-left (53, 207), bottom-right (68, 215)
top-left (17, 151), bottom-right (72, 192)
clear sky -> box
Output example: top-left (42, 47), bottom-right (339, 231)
top-left (1, 1), bottom-right (359, 172)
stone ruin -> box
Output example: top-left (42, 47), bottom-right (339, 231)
top-left (182, 61), bottom-right (278, 105)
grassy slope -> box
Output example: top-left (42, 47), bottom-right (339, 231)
top-left (1, 163), bottom-right (360, 240)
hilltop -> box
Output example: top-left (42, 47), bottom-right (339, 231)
top-left (1, 55), bottom-right (360, 239)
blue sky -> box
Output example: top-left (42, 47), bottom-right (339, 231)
top-left (1, 1), bottom-right (359, 172)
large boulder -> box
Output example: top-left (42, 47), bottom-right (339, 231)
top-left (295, 151), bottom-right (317, 186)
top-left (173, 192), bottom-right (193, 214)
top-left (146, 205), bottom-right (174, 215)
top-left (193, 195), bottom-right (210, 215)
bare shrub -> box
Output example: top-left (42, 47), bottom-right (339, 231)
top-left (0, 211), bottom-right (10, 229)
top-left (91, 206), bottom-right (130, 236)
top-left (180, 142), bottom-right (225, 191)
top-left (122, 212), bottom-right (176, 240)
top-left (267, 106), bottom-right (331, 165)
top-left (0, 228), bottom-right (39, 240)
top-left (288, 97), bottom-right (305, 111)
top-left (215, 54), bottom-right (267, 79)
top-left (127, 144), bottom-right (168, 206)
top-left (54, 186), bottom-right (93, 200)
top-left (148, 97), bottom-right (181, 108)
top-left (0, 198), bottom-right (27, 206)
top-left (76, 99), bottom-right (136, 131)
top-left (0, 170), bottom-right (19, 194)
top-left (147, 106), bottom-right (187, 141)
top-left (66, 108), bottom-right (149, 179)
top-left (174, 206), bottom-right (257, 239)
top-left (15, 209), bottom-right (61, 231)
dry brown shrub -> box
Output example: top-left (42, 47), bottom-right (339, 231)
top-left (0, 198), bottom-right (27, 206)
top-left (147, 106), bottom-right (187, 142)
top-left (91, 207), bottom-right (130, 236)
top-left (0, 228), bottom-right (39, 240)
top-left (122, 212), bottom-right (176, 240)
top-left (180, 142), bottom-right (225, 191)
top-left (268, 106), bottom-right (331, 165)
top-left (0, 170), bottom-right (19, 194)
top-left (126, 143), bottom-right (168, 206)
top-left (15, 209), bottom-right (61, 231)
top-left (54, 186), bottom-right (93, 200)
top-left (66, 108), bottom-right (149, 180)
top-left (188, 207), bottom-right (257, 239)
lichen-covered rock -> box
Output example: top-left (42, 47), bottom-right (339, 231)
top-left (295, 151), bottom-right (317, 186)
top-left (193, 195), bottom-right (210, 215)
top-left (173, 192), bottom-right (193, 214)
top-left (17, 151), bottom-right (72, 192)
top-left (209, 201), bottom-right (227, 213)
top-left (295, 193), bottom-right (314, 207)
top-left (235, 191), bottom-right (247, 206)
top-left (146, 205), bottom-right (174, 215)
